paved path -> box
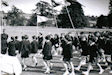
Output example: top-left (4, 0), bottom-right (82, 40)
top-left (20, 52), bottom-right (112, 75)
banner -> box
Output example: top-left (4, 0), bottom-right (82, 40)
top-left (37, 15), bottom-right (49, 23)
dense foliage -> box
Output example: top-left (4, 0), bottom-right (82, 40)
top-left (6, 6), bottom-right (26, 26)
top-left (57, 1), bottom-right (89, 28)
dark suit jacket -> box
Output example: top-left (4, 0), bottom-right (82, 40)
top-left (8, 41), bottom-right (16, 56)
top-left (42, 41), bottom-right (52, 56)
top-left (31, 40), bottom-right (39, 53)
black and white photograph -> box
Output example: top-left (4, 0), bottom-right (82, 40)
top-left (0, 0), bottom-right (112, 75)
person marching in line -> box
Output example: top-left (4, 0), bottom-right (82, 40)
top-left (82, 36), bottom-right (104, 75)
top-left (62, 34), bottom-right (75, 75)
top-left (14, 36), bottom-right (20, 55)
top-left (42, 35), bottom-right (53, 74)
top-left (53, 34), bottom-right (60, 56)
top-left (106, 35), bottom-right (112, 73)
top-left (109, 35), bottom-right (112, 73)
top-left (75, 32), bottom-right (89, 71)
top-left (95, 32), bottom-right (106, 63)
top-left (102, 32), bottom-right (112, 73)
top-left (30, 35), bottom-right (39, 66)
top-left (37, 32), bottom-right (43, 56)
top-left (8, 36), bottom-right (17, 56)
top-left (20, 35), bottom-right (31, 70)
top-left (1, 29), bottom-right (8, 54)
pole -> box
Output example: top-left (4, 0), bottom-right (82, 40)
top-left (65, 5), bottom-right (75, 29)
top-left (36, 5), bottom-right (40, 35)
top-left (36, 14), bottom-right (38, 34)
top-left (51, 0), bottom-right (58, 28)
top-left (0, 0), bottom-right (3, 54)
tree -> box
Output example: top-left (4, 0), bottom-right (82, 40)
top-left (27, 13), bottom-right (37, 26)
top-left (35, 1), bottom-right (55, 18)
top-left (108, 0), bottom-right (112, 28)
top-left (57, 0), bottom-right (89, 28)
top-left (27, 1), bottom-right (55, 26)
top-left (6, 6), bottom-right (26, 26)
top-left (108, 14), bottom-right (112, 28)
top-left (96, 15), bottom-right (108, 28)
top-left (109, 0), bottom-right (112, 14)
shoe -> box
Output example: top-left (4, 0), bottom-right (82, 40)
top-left (35, 63), bottom-right (38, 67)
top-left (90, 65), bottom-right (93, 70)
top-left (63, 71), bottom-right (69, 75)
top-left (99, 69), bottom-right (104, 74)
top-left (22, 65), bottom-right (27, 71)
top-left (44, 69), bottom-right (50, 74)
top-left (22, 67), bottom-right (27, 71)
top-left (74, 67), bottom-right (80, 71)
top-left (82, 71), bottom-right (89, 75)
top-left (70, 72), bottom-right (75, 75)
top-left (105, 67), bottom-right (110, 70)
top-left (44, 71), bottom-right (50, 74)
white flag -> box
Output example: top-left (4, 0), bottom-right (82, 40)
top-left (37, 15), bottom-right (49, 23)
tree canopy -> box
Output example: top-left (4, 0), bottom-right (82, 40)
top-left (6, 6), bottom-right (26, 26)
top-left (57, 1), bottom-right (89, 28)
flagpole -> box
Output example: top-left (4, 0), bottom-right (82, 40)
top-left (51, 0), bottom-right (58, 28)
top-left (65, 5), bottom-right (75, 29)
top-left (0, 0), bottom-right (3, 53)
top-left (64, 0), bottom-right (75, 29)
top-left (36, 14), bottom-right (38, 35)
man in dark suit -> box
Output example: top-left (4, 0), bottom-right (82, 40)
top-left (1, 29), bottom-right (8, 54)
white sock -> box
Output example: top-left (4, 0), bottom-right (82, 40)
top-left (33, 56), bottom-right (37, 65)
top-left (22, 58), bottom-right (26, 68)
top-left (70, 62), bottom-right (75, 74)
top-left (97, 63), bottom-right (103, 71)
top-left (43, 61), bottom-right (48, 69)
top-left (63, 62), bottom-right (69, 73)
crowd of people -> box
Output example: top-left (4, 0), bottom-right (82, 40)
top-left (1, 29), bottom-right (112, 75)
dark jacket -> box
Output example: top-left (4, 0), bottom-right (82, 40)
top-left (62, 41), bottom-right (73, 58)
top-left (8, 41), bottom-right (16, 56)
top-left (104, 38), bottom-right (112, 55)
top-left (15, 39), bottom-right (20, 50)
top-left (20, 40), bottom-right (31, 58)
top-left (1, 33), bottom-right (8, 54)
top-left (42, 40), bottom-right (52, 56)
top-left (89, 43), bottom-right (98, 57)
top-left (31, 40), bottom-right (39, 53)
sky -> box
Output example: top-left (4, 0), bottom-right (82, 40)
top-left (0, 0), bottom-right (110, 16)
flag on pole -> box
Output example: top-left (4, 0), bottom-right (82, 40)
top-left (1, 0), bottom-right (9, 6)
top-left (37, 15), bottom-right (49, 23)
